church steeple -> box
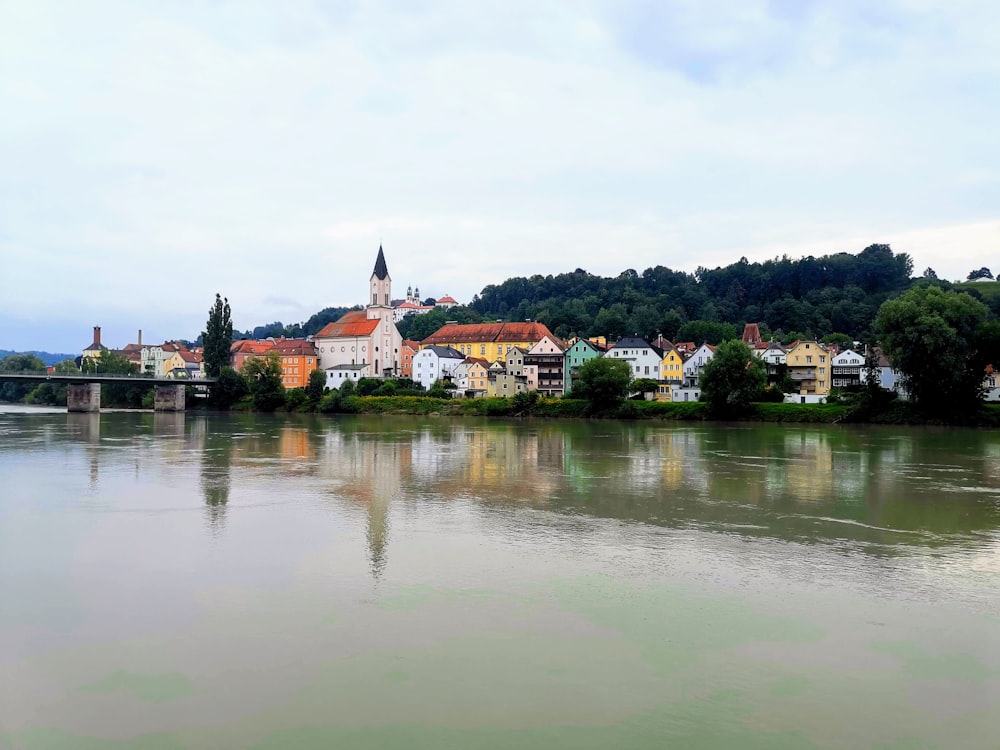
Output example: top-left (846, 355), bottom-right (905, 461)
top-left (373, 244), bottom-right (389, 280)
top-left (368, 244), bottom-right (392, 312)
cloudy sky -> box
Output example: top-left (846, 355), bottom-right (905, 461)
top-left (1, 0), bottom-right (997, 353)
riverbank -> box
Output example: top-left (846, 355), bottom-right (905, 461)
top-left (238, 395), bottom-right (1000, 426)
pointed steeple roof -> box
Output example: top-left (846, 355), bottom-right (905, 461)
top-left (372, 245), bottom-right (389, 280)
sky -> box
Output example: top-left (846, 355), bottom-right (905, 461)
top-left (1, 0), bottom-right (998, 353)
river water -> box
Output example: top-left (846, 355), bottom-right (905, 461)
top-left (1, 407), bottom-right (998, 748)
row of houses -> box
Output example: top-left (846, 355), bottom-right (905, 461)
top-left (81, 246), bottom-right (998, 402)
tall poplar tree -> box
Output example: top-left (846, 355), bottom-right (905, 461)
top-left (203, 293), bottom-right (233, 378)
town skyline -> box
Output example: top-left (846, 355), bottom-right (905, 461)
top-left (2, 1), bottom-right (998, 352)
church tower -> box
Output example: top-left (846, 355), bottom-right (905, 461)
top-left (368, 244), bottom-right (391, 312)
top-left (366, 244), bottom-right (402, 376)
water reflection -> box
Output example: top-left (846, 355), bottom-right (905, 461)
top-left (8, 413), bottom-right (1000, 565)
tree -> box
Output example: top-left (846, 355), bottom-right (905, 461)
top-left (875, 286), bottom-right (990, 414)
top-left (699, 340), bottom-right (766, 416)
top-left (676, 320), bottom-right (737, 345)
top-left (572, 357), bottom-right (633, 409)
top-left (203, 293), bottom-right (233, 378)
top-left (923, 267), bottom-right (938, 279)
top-left (241, 352), bottom-right (285, 411)
top-left (306, 368), bottom-right (327, 405)
top-left (211, 367), bottom-right (249, 410)
top-left (82, 350), bottom-right (147, 408)
top-left (821, 332), bottom-right (854, 351)
top-left (631, 378), bottom-right (659, 397)
top-left (967, 267), bottom-right (994, 281)
top-left (0, 353), bottom-right (47, 402)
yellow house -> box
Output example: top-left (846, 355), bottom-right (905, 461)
top-left (466, 360), bottom-right (490, 393)
top-left (785, 341), bottom-right (830, 395)
top-left (422, 321), bottom-right (556, 364)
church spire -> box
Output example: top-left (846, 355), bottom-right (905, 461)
top-left (372, 244), bottom-right (389, 280)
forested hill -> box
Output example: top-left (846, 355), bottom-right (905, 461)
top-left (0, 350), bottom-right (76, 366)
top-left (469, 244), bottom-right (917, 342)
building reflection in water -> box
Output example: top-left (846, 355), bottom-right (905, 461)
top-left (66, 413), bottom-right (102, 488)
top-left (318, 425), bottom-right (411, 580)
top-left (200, 425), bottom-right (232, 534)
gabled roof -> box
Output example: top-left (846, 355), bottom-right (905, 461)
top-left (609, 336), bottom-right (663, 358)
top-left (419, 345), bottom-right (465, 359)
top-left (274, 339), bottom-right (318, 357)
top-left (231, 339), bottom-right (275, 355)
top-left (436, 295), bottom-right (458, 304)
top-left (315, 310), bottom-right (380, 339)
top-left (179, 350), bottom-right (203, 363)
top-left (741, 323), bottom-right (763, 347)
top-left (421, 321), bottom-right (555, 346)
top-left (402, 340), bottom-right (421, 351)
top-left (372, 245), bottom-right (389, 280)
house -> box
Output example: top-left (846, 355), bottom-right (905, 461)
top-left (983, 365), bottom-right (999, 401)
top-left (564, 338), bottom-right (605, 393)
top-left (785, 340), bottom-right (830, 399)
top-left (756, 340), bottom-right (787, 388)
top-left (524, 335), bottom-right (566, 396)
top-left (273, 338), bottom-right (319, 389)
top-left (741, 323), bottom-right (764, 349)
top-left (399, 340), bottom-right (419, 379)
top-left (863, 347), bottom-right (904, 395)
top-left (314, 246), bottom-right (403, 377)
top-left (659, 342), bottom-right (685, 402)
top-left (673, 343), bottom-right (716, 402)
top-left (606, 336), bottom-right (664, 380)
top-left (325, 363), bottom-right (370, 388)
top-left (435, 295), bottom-right (459, 309)
top-left (411, 345), bottom-right (465, 390)
top-left (421, 321), bottom-right (556, 363)
top-left (165, 349), bottom-right (204, 379)
top-left (489, 371), bottom-right (528, 397)
top-left (453, 358), bottom-right (490, 396)
top-left (82, 326), bottom-right (108, 361)
top-left (230, 339), bottom-right (275, 372)
top-left (831, 349), bottom-right (865, 389)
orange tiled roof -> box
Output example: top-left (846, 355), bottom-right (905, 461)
top-left (274, 339), bottom-right (318, 357)
top-left (402, 340), bottom-right (420, 351)
top-left (422, 321), bottom-right (554, 345)
top-left (179, 350), bottom-right (202, 363)
top-left (314, 310), bottom-right (379, 338)
top-left (231, 340), bottom-right (275, 355)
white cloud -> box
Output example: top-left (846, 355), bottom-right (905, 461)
top-left (1, 0), bottom-right (997, 351)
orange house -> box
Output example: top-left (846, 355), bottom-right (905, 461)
top-left (400, 339), bottom-right (419, 378)
top-left (231, 339), bottom-right (275, 371)
top-left (274, 339), bottom-right (320, 389)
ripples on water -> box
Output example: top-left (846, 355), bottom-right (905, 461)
top-left (1, 409), bottom-right (998, 748)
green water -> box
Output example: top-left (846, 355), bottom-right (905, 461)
top-left (1, 409), bottom-right (998, 748)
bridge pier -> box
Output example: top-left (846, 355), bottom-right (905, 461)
top-left (154, 383), bottom-right (186, 412)
top-left (67, 383), bottom-right (101, 413)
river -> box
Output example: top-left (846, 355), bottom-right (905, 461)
top-left (1, 407), bottom-right (998, 748)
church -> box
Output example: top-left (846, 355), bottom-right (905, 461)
top-left (313, 246), bottom-right (404, 377)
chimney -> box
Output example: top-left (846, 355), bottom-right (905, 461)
top-left (93, 326), bottom-right (101, 346)
top-left (138, 329), bottom-right (142, 346)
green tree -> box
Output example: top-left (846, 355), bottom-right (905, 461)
top-left (25, 358), bottom-right (77, 406)
top-left (0, 353), bottom-right (47, 402)
top-left (572, 357), bottom-right (633, 409)
top-left (306, 368), bottom-right (327, 405)
top-left (82, 350), bottom-right (148, 408)
top-left (241, 352), bottom-right (285, 411)
top-left (699, 340), bottom-right (766, 416)
top-left (631, 378), bottom-right (659, 396)
top-left (203, 293), bottom-right (233, 378)
top-left (211, 366), bottom-right (249, 409)
top-left (821, 332), bottom-right (854, 350)
top-left (676, 320), bottom-right (737, 345)
top-left (875, 286), bottom-right (990, 414)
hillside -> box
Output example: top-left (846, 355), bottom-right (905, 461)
top-left (0, 350), bottom-right (76, 367)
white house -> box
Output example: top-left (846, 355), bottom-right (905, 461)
top-left (412, 345), bottom-right (465, 390)
top-left (606, 336), bottom-right (664, 380)
top-left (326, 363), bottom-right (370, 388)
top-left (831, 349), bottom-right (865, 389)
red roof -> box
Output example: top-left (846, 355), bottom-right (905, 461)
top-left (402, 340), bottom-right (420, 351)
top-left (315, 310), bottom-right (380, 338)
top-left (437, 295), bottom-right (458, 304)
top-left (179, 350), bottom-right (202, 363)
top-left (422, 321), bottom-right (554, 346)
top-left (231, 340), bottom-right (275, 355)
top-left (274, 339), bottom-right (318, 357)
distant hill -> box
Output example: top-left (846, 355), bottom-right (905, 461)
top-left (0, 350), bottom-right (76, 366)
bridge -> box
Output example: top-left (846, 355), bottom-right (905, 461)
top-left (0, 372), bottom-right (218, 413)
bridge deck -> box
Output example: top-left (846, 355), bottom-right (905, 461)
top-left (0, 372), bottom-right (217, 385)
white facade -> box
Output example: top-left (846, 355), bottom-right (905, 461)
top-left (831, 349), bottom-right (865, 388)
top-left (606, 337), bottom-right (663, 380)
top-left (682, 343), bottom-right (716, 387)
top-left (326, 364), bottom-right (370, 388)
top-left (757, 344), bottom-right (786, 366)
top-left (412, 346), bottom-right (464, 390)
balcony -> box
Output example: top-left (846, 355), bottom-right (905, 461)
top-left (790, 370), bottom-right (816, 381)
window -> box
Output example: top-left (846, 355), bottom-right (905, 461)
top-left (481, 345), bottom-right (486, 355)
top-left (806, 356), bottom-right (813, 364)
